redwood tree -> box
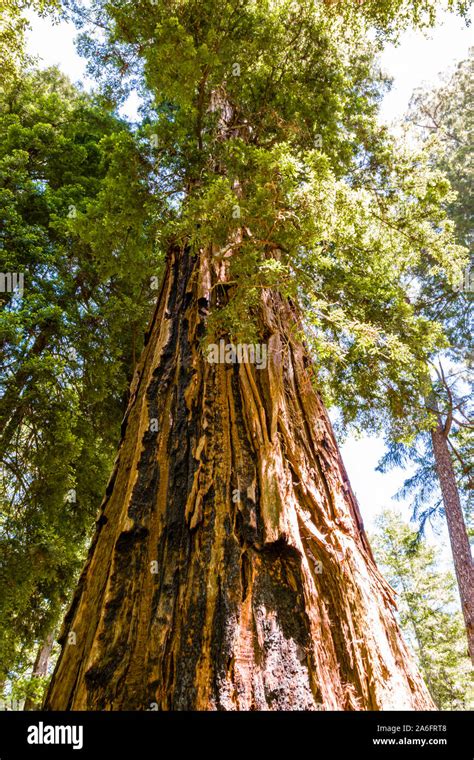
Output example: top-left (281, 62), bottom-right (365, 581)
top-left (44, 0), bottom-right (469, 710)
top-left (376, 57), bottom-right (473, 663)
top-left (45, 242), bottom-right (434, 709)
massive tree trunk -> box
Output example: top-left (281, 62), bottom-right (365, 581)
top-left (44, 243), bottom-right (433, 710)
top-left (431, 422), bottom-right (474, 664)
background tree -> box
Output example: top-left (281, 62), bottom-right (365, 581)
top-left (371, 510), bottom-right (472, 710)
top-left (377, 52), bottom-right (473, 661)
top-left (0, 64), bottom-right (164, 696)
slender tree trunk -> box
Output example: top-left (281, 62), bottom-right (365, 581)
top-left (44, 244), bottom-right (433, 710)
top-left (24, 633), bottom-right (54, 710)
top-left (431, 422), bottom-right (474, 663)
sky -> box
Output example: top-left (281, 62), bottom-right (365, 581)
top-left (378, 11), bottom-right (472, 124)
top-left (23, 7), bottom-right (472, 540)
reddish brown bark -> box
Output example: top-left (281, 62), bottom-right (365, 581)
top-left (431, 422), bottom-right (474, 664)
top-left (44, 245), bottom-right (433, 710)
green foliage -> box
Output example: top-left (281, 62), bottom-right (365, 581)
top-left (11, 672), bottom-right (50, 706)
top-left (408, 53), bottom-right (473, 250)
top-left (378, 54), bottom-right (473, 533)
top-left (378, 370), bottom-right (473, 534)
top-left (371, 510), bottom-right (473, 710)
top-left (405, 53), bottom-right (473, 374)
top-left (323, 0), bottom-right (471, 37)
top-left (0, 66), bottom-right (164, 684)
top-left (66, 0), bottom-right (470, 437)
